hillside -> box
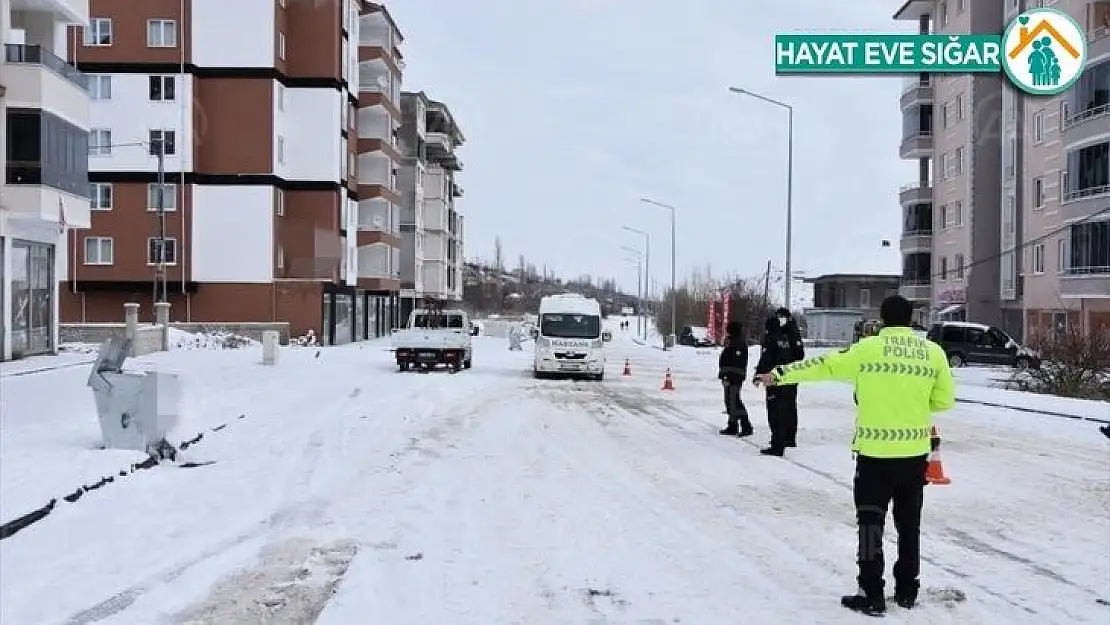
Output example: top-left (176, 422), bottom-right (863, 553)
top-left (461, 261), bottom-right (643, 316)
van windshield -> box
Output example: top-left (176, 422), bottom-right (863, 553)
top-left (540, 313), bottom-right (600, 339)
top-left (413, 314), bottom-right (464, 329)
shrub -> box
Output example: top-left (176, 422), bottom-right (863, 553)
top-left (1009, 324), bottom-right (1110, 400)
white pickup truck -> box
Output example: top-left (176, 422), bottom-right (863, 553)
top-left (391, 308), bottom-right (474, 372)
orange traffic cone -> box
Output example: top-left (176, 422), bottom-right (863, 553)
top-left (622, 358), bottom-right (631, 375)
top-left (925, 425), bottom-right (951, 485)
top-left (661, 368), bottom-right (675, 390)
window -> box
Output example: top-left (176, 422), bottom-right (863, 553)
top-left (1032, 243), bottom-right (1046, 274)
top-left (84, 237), bottom-right (113, 265)
top-left (88, 75), bottom-right (112, 100)
top-left (89, 182), bottom-right (112, 210)
top-left (942, 151), bottom-right (959, 179)
top-left (147, 238), bottom-right (178, 265)
top-left (1033, 110), bottom-right (1045, 142)
top-left (955, 93), bottom-right (965, 120)
top-left (1033, 177), bottom-right (1045, 208)
top-left (84, 18), bottom-right (112, 46)
top-left (954, 147), bottom-right (964, 175)
top-left (147, 183), bottom-right (177, 210)
top-left (275, 188), bottom-right (284, 216)
top-left (278, 32), bottom-right (286, 59)
top-left (149, 75), bottom-right (176, 101)
top-left (277, 84), bottom-right (285, 111)
top-left (276, 245), bottom-right (285, 269)
top-left (1060, 101), bottom-right (1070, 129)
top-left (148, 130), bottom-right (176, 155)
top-left (859, 288), bottom-right (871, 308)
top-left (1060, 170), bottom-right (1069, 200)
top-left (147, 20), bottom-right (177, 47)
top-left (954, 254), bottom-right (965, 279)
top-left (939, 256), bottom-right (948, 280)
top-left (942, 102), bottom-right (950, 129)
top-left (965, 327), bottom-right (985, 345)
top-left (952, 200), bottom-right (963, 227)
top-left (277, 135), bottom-right (286, 163)
top-left (939, 2), bottom-right (948, 27)
top-left (1057, 238), bottom-right (1068, 272)
top-left (89, 129), bottom-right (112, 156)
top-left (348, 152), bottom-right (356, 177)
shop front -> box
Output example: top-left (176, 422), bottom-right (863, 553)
top-left (2, 238), bottom-right (56, 358)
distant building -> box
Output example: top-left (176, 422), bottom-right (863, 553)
top-left (802, 273), bottom-right (901, 343)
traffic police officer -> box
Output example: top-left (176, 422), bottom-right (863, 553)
top-left (756, 295), bottom-right (955, 615)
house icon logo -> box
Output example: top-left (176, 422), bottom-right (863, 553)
top-left (1001, 8), bottom-right (1086, 96)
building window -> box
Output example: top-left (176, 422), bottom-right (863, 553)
top-left (1033, 177), bottom-right (1045, 208)
top-left (1032, 243), bottom-right (1046, 274)
top-left (147, 238), bottom-right (178, 265)
top-left (277, 135), bottom-right (286, 163)
top-left (349, 152), bottom-right (356, 177)
top-left (88, 75), bottom-right (112, 100)
top-left (84, 237), bottom-right (113, 265)
top-left (939, 2), bottom-right (948, 27)
top-left (149, 75), bottom-right (176, 101)
top-left (277, 84), bottom-right (285, 111)
top-left (954, 146), bottom-right (964, 175)
top-left (1060, 170), bottom-right (1068, 200)
top-left (89, 129), bottom-right (112, 156)
top-left (1060, 101), bottom-right (1070, 128)
top-left (147, 20), bottom-right (177, 47)
top-left (1057, 238), bottom-right (1068, 272)
top-left (939, 256), bottom-right (948, 280)
top-left (955, 93), bottom-right (964, 120)
top-left (89, 182), bottom-right (112, 210)
top-left (147, 183), bottom-right (177, 211)
top-left (859, 288), bottom-right (871, 308)
top-left (275, 188), bottom-right (285, 215)
top-left (942, 102), bottom-right (950, 129)
top-left (148, 130), bottom-right (176, 155)
top-left (276, 245), bottom-right (285, 269)
top-left (1033, 110), bottom-right (1045, 143)
top-left (954, 253), bottom-right (965, 279)
top-left (278, 32), bottom-right (286, 59)
top-left (952, 200), bottom-right (963, 227)
top-left (84, 18), bottom-right (112, 46)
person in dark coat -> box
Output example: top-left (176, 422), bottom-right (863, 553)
top-left (753, 308), bottom-right (805, 455)
top-left (717, 321), bottom-right (753, 436)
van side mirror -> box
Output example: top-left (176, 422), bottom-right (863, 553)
top-left (471, 325), bottom-right (479, 336)
top-left (530, 328), bottom-right (539, 339)
top-left (602, 331), bottom-right (612, 342)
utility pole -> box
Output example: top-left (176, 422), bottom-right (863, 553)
top-left (762, 259), bottom-right (772, 313)
top-left (151, 137), bottom-right (168, 315)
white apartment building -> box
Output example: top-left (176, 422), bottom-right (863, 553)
top-left (397, 90), bottom-right (465, 319)
top-left (0, 0), bottom-right (91, 360)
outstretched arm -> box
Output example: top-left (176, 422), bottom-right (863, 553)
top-left (771, 346), bottom-right (861, 385)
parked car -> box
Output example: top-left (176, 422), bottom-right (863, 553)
top-left (678, 326), bottom-right (713, 347)
top-left (926, 321), bottom-right (1039, 368)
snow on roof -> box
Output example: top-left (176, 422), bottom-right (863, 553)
top-left (539, 294), bottom-right (601, 316)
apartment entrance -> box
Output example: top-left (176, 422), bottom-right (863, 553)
top-left (9, 240), bottom-right (54, 357)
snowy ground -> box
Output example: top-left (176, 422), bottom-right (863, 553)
top-left (0, 321), bottom-right (1107, 624)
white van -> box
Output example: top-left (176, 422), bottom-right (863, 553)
top-left (532, 294), bottom-right (611, 380)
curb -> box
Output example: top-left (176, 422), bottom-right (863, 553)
top-left (0, 414), bottom-right (247, 541)
top-left (954, 397), bottom-right (1109, 424)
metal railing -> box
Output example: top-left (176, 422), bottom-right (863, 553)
top-left (902, 229), bottom-right (933, 237)
top-left (900, 75), bottom-right (931, 95)
top-left (1063, 184), bottom-right (1110, 203)
top-left (900, 279), bottom-right (931, 286)
top-left (1064, 265), bottom-right (1110, 275)
top-left (1063, 102), bottom-right (1110, 128)
top-left (4, 44), bottom-right (88, 91)
top-left (899, 181), bottom-right (931, 193)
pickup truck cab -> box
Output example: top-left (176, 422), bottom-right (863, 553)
top-left (392, 308), bottom-right (473, 372)
top-left (532, 294), bottom-right (611, 380)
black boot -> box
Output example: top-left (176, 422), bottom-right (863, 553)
top-left (759, 446), bottom-right (784, 456)
top-left (894, 581), bottom-right (918, 609)
top-left (784, 441), bottom-right (797, 447)
top-left (738, 427), bottom-right (754, 437)
top-left (841, 592), bottom-right (886, 616)
top-left (719, 426), bottom-right (738, 435)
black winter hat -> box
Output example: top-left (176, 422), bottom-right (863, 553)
top-left (726, 321), bottom-right (743, 336)
top-left (765, 317), bottom-right (779, 331)
top-left (775, 307), bottom-right (792, 318)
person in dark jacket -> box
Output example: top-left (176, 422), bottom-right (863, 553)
top-left (717, 321), bottom-right (753, 436)
top-left (753, 308), bottom-right (805, 455)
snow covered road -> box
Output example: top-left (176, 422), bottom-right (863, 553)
top-left (1, 325), bottom-right (1107, 624)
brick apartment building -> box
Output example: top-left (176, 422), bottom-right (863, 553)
top-left (61, 0), bottom-right (405, 344)
top-left (894, 0), bottom-right (1109, 337)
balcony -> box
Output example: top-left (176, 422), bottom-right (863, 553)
top-left (423, 232), bottom-right (447, 262)
top-left (1062, 103), bottom-right (1110, 148)
top-left (1089, 3), bottom-right (1110, 61)
top-left (1061, 184), bottom-right (1110, 223)
top-left (1060, 266), bottom-right (1110, 298)
top-left (899, 181), bottom-right (932, 205)
top-left (900, 230), bottom-right (933, 253)
top-left (5, 44), bottom-right (87, 92)
top-left (899, 131), bottom-right (932, 159)
top-left (4, 45), bottom-right (90, 127)
top-left (900, 75), bottom-right (932, 109)
top-left (358, 11), bottom-right (403, 65)
top-left (10, 0), bottom-right (87, 24)
top-left (424, 196), bottom-right (447, 231)
top-left (899, 281), bottom-right (932, 301)
top-left (426, 131), bottom-right (453, 152)
top-left (422, 264), bottom-right (446, 296)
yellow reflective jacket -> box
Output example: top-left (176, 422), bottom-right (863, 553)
top-left (771, 326), bottom-right (956, 458)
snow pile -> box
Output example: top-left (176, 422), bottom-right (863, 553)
top-left (57, 343), bottom-right (100, 355)
top-left (168, 328), bottom-right (257, 350)
top-left (289, 330), bottom-right (319, 347)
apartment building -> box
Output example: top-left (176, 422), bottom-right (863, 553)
top-left (0, 0), bottom-right (91, 360)
top-left (895, 0), bottom-right (1005, 329)
top-left (896, 0), bottom-right (1110, 336)
top-left (396, 90), bottom-right (465, 319)
top-left (59, 0), bottom-right (405, 344)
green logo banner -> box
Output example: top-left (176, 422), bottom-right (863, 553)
top-left (775, 34), bottom-right (1003, 74)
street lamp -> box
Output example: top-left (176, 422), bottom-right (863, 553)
top-left (639, 197), bottom-right (677, 349)
top-left (622, 225), bottom-right (650, 341)
top-left (728, 86), bottom-right (794, 310)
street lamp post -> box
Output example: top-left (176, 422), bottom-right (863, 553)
top-left (622, 225), bottom-right (650, 342)
top-left (728, 86), bottom-right (794, 309)
top-left (639, 198), bottom-right (677, 350)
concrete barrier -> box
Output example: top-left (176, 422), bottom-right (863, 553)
top-left (262, 330), bottom-right (280, 365)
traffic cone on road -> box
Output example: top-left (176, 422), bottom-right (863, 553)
top-left (661, 368), bottom-right (675, 391)
top-left (925, 425), bottom-right (951, 485)
top-left (622, 358), bottom-right (631, 376)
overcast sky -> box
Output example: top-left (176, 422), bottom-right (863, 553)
top-left (388, 0), bottom-right (916, 298)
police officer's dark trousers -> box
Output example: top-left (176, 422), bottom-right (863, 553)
top-left (725, 382), bottom-right (752, 432)
top-left (765, 385), bottom-right (798, 448)
top-left (853, 454), bottom-right (929, 599)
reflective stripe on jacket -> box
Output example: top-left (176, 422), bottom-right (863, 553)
top-left (771, 327), bottom-right (956, 458)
